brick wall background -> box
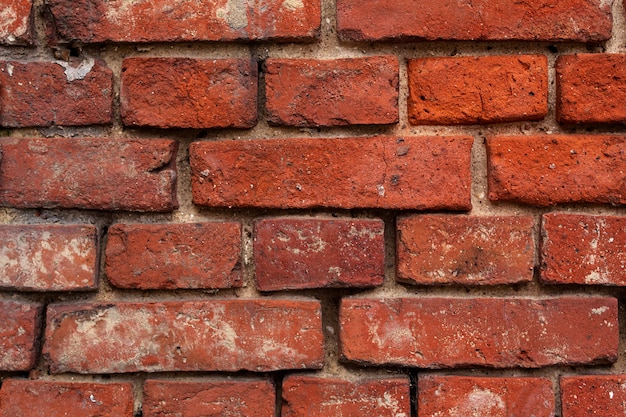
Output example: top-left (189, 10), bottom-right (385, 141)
top-left (1, 0), bottom-right (626, 415)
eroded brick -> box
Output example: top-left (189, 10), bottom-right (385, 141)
top-left (0, 301), bottom-right (43, 371)
top-left (562, 375), bottom-right (626, 416)
top-left (0, 0), bottom-right (33, 45)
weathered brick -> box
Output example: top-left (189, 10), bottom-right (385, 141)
top-left (143, 380), bottom-right (275, 417)
top-left (121, 58), bottom-right (257, 129)
top-left (106, 222), bottom-right (242, 290)
top-left (190, 136), bottom-right (472, 210)
top-left (45, 300), bottom-right (323, 373)
top-left (282, 375), bottom-right (410, 417)
top-left (487, 135), bottom-right (626, 206)
top-left (408, 55), bottom-right (547, 125)
top-left (561, 375), bottom-right (626, 416)
top-left (45, 0), bottom-right (320, 43)
top-left (557, 54), bottom-right (626, 124)
top-left (0, 225), bottom-right (98, 291)
top-left (0, 0), bottom-right (33, 45)
top-left (0, 60), bottom-right (112, 127)
top-left (397, 215), bottom-right (535, 285)
top-left (254, 218), bottom-right (384, 291)
top-left (0, 301), bottom-right (43, 371)
top-left (339, 297), bottom-right (617, 368)
top-left (265, 56), bottom-right (398, 126)
top-left (0, 138), bottom-right (178, 212)
top-left (337, 0), bottom-right (612, 42)
top-left (0, 380), bottom-right (134, 417)
top-left (418, 376), bottom-right (554, 417)
top-left (541, 213), bottom-right (626, 285)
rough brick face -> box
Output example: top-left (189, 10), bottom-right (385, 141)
top-left (0, 0), bottom-right (33, 45)
top-left (0, 138), bottom-right (178, 212)
top-left (121, 58), bottom-right (257, 129)
top-left (254, 218), bottom-right (385, 291)
top-left (190, 136), bottom-right (472, 210)
top-left (408, 55), bottom-right (548, 125)
top-left (542, 213), bottom-right (626, 285)
top-left (282, 376), bottom-right (410, 417)
top-left (0, 225), bottom-right (98, 291)
top-left (0, 60), bottom-right (112, 127)
top-left (557, 54), bottom-right (626, 124)
top-left (105, 222), bottom-right (242, 290)
top-left (339, 297), bottom-right (618, 368)
top-left (397, 215), bottom-right (535, 285)
top-left (143, 380), bottom-right (275, 417)
top-left (45, 300), bottom-right (324, 373)
top-left (561, 375), bottom-right (626, 416)
top-left (0, 380), bottom-right (134, 417)
top-left (265, 56), bottom-right (399, 126)
top-left (45, 0), bottom-right (321, 43)
top-left (418, 376), bottom-right (555, 417)
top-left (487, 135), bottom-right (626, 206)
top-left (0, 301), bottom-right (43, 371)
top-left (337, 0), bottom-right (613, 41)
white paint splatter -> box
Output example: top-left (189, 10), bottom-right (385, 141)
top-left (56, 58), bottom-right (95, 82)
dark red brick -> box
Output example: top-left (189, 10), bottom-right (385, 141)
top-left (0, 0), bottom-right (33, 45)
top-left (106, 222), bottom-right (242, 290)
top-left (542, 213), bottom-right (626, 285)
top-left (265, 56), bottom-right (398, 126)
top-left (561, 375), bottom-right (626, 416)
top-left (0, 225), bottom-right (98, 291)
top-left (0, 60), bottom-right (112, 127)
top-left (487, 135), bottom-right (626, 206)
top-left (254, 218), bottom-right (384, 291)
top-left (557, 54), bottom-right (626, 124)
top-left (340, 297), bottom-right (617, 368)
top-left (337, 0), bottom-right (612, 42)
top-left (397, 215), bottom-right (535, 285)
top-left (0, 380), bottom-right (134, 417)
top-left (143, 380), bottom-right (275, 417)
top-left (418, 376), bottom-right (554, 417)
top-left (0, 138), bottom-right (178, 212)
top-left (0, 301), bottom-right (43, 371)
top-left (408, 55), bottom-right (547, 125)
top-left (45, 300), bottom-right (323, 373)
top-left (121, 58), bottom-right (257, 129)
top-left (190, 136), bottom-right (472, 210)
top-left (45, 0), bottom-right (320, 43)
top-left (282, 375), bottom-right (410, 417)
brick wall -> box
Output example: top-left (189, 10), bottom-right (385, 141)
top-left (1, 0), bottom-right (626, 415)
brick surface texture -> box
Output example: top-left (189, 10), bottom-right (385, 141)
top-left (408, 55), bottom-right (548, 125)
top-left (2, 0), bottom-right (626, 415)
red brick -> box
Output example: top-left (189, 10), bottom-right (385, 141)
top-left (45, 0), bottom-right (320, 43)
top-left (418, 376), bottom-right (554, 417)
top-left (557, 54), bottom-right (626, 124)
top-left (561, 375), bottom-right (626, 416)
top-left (408, 55), bottom-right (547, 125)
top-left (337, 0), bottom-right (612, 42)
top-left (0, 301), bottom-right (42, 371)
top-left (265, 56), bottom-right (398, 126)
top-left (487, 135), bottom-right (626, 206)
top-left (190, 136), bottom-right (472, 210)
top-left (0, 0), bottom-right (33, 45)
top-left (0, 60), bottom-right (112, 127)
top-left (121, 58), bottom-right (257, 129)
top-left (541, 213), bottom-right (626, 285)
top-left (143, 379), bottom-right (275, 417)
top-left (339, 297), bottom-right (617, 368)
top-left (0, 225), bottom-right (98, 291)
top-left (254, 218), bottom-right (384, 291)
top-left (0, 137), bottom-right (178, 212)
top-left (282, 375), bottom-right (410, 417)
top-left (45, 300), bottom-right (323, 373)
top-left (0, 380), bottom-right (134, 417)
top-left (397, 215), bottom-right (535, 285)
top-left (105, 222), bottom-right (242, 290)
